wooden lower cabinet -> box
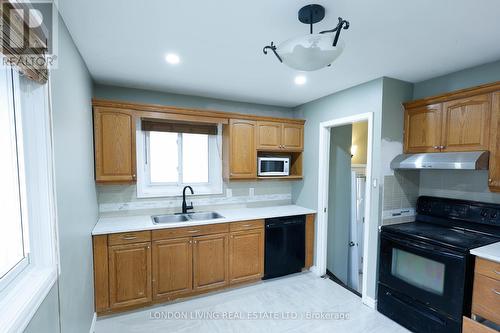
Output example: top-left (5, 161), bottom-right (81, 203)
top-left (93, 216), bottom-right (315, 315)
top-left (108, 242), bottom-right (152, 310)
top-left (193, 233), bottom-right (229, 292)
top-left (229, 228), bottom-right (264, 284)
top-left (152, 237), bottom-right (192, 301)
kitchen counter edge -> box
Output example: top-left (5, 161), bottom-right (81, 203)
top-left (92, 205), bottom-right (316, 236)
top-left (471, 241), bottom-right (500, 263)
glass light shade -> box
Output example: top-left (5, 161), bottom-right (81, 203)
top-left (276, 33), bottom-right (344, 71)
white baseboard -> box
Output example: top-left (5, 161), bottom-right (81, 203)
top-left (363, 296), bottom-right (377, 309)
top-left (309, 265), bottom-right (321, 276)
top-left (89, 312), bottom-right (96, 333)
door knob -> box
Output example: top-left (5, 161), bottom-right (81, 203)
top-left (348, 241), bottom-right (355, 247)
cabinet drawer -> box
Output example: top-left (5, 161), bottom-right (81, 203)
top-left (476, 258), bottom-right (500, 281)
top-left (229, 220), bottom-right (264, 232)
top-left (153, 223), bottom-right (229, 240)
top-left (108, 231), bottom-right (151, 245)
top-left (463, 316), bottom-right (497, 333)
top-left (472, 274), bottom-right (500, 324)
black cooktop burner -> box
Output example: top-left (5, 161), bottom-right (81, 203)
top-left (382, 221), bottom-right (500, 252)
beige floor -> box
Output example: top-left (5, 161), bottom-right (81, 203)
top-left (95, 272), bottom-right (409, 333)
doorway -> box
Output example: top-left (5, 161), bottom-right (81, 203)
top-left (325, 121), bottom-right (368, 295)
top-left (315, 113), bottom-right (374, 307)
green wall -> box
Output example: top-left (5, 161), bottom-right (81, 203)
top-left (94, 84), bottom-right (293, 118)
top-left (413, 59), bottom-right (500, 99)
top-left (24, 11), bottom-right (98, 333)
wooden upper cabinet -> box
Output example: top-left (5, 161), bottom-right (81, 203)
top-left (256, 121), bottom-right (304, 151)
top-left (229, 227), bottom-right (264, 285)
top-left (193, 233), bottom-right (229, 292)
top-left (404, 104), bottom-right (442, 153)
top-left (227, 119), bottom-right (256, 179)
top-left (489, 92), bottom-right (500, 191)
top-left (257, 121), bottom-right (281, 149)
top-left (108, 242), bottom-right (151, 310)
top-left (441, 94), bottom-right (491, 152)
top-left (94, 107), bottom-right (136, 183)
top-left (282, 123), bottom-right (304, 150)
top-left (152, 237), bottom-right (192, 301)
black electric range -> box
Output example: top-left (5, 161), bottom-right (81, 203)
top-left (378, 196), bottom-right (500, 333)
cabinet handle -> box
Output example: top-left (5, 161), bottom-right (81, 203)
top-left (439, 146), bottom-right (446, 150)
top-left (489, 179), bottom-right (493, 183)
top-left (493, 289), bottom-right (500, 296)
top-left (188, 230), bottom-right (200, 233)
top-left (122, 236), bottom-right (137, 240)
top-left (433, 146), bottom-right (439, 149)
top-left (242, 224), bottom-right (252, 227)
top-left (494, 269), bottom-right (500, 275)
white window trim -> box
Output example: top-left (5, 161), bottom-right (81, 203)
top-left (0, 68), bottom-right (59, 333)
top-left (136, 120), bottom-right (223, 198)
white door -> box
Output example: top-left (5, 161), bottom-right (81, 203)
top-left (348, 171), bottom-right (366, 293)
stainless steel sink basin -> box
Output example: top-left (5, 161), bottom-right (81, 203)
top-left (152, 214), bottom-right (189, 224)
top-left (152, 211), bottom-right (224, 224)
top-left (187, 211), bottom-right (224, 221)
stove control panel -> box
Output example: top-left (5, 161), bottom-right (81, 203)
top-left (417, 196), bottom-right (500, 226)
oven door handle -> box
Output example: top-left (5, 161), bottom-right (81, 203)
top-left (382, 233), bottom-right (463, 259)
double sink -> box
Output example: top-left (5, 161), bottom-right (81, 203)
top-left (152, 211), bottom-right (225, 224)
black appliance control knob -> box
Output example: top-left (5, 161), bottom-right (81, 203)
top-left (480, 209), bottom-right (488, 218)
top-left (491, 211), bottom-right (498, 219)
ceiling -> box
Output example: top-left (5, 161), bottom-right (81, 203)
top-left (58, 0), bottom-right (500, 107)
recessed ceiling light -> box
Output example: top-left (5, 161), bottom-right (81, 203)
top-left (294, 75), bottom-right (307, 85)
top-left (165, 53), bottom-right (180, 65)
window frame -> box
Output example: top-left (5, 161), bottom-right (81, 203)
top-left (136, 120), bottom-right (223, 198)
top-left (0, 67), bottom-right (59, 332)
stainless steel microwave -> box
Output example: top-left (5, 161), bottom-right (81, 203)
top-left (258, 157), bottom-right (290, 176)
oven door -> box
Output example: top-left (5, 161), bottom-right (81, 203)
top-left (379, 231), bottom-right (467, 320)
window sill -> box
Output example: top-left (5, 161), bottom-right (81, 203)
top-left (137, 184), bottom-right (223, 198)
top-left (0, 265), bottom-right (58, 332)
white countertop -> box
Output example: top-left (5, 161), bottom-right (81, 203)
top-left (471, 241), bottom-right (500, 263)
top-left (92, 205), bottom-right (316, 235)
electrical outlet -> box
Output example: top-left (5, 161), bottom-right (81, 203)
top-left (249, 188), bottom-right (255, 197)
top-left (226, 189), bottom-right (232, 198)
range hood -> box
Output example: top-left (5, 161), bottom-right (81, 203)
top-left (390, 151), bottom-right (490, 170)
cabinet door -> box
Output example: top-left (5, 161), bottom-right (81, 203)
top-left (193, 233), bottom-right (229, 292)
top-left (94, 107), bottom-right (136, 183)
top-left (489, 92), bottom-right (500, 191)
top-left (229, 119), bottom-right (256, 179)
top-left (152, 237), bottom-right (192, 301)
top-left (441, 94), bottom-right (491, 152)
top-left (229, 228), bottom-right (264, 284)
top-left (404, 104), bottom-right (442, 153)
top-left (108, 242), bottom-right (151, 309)
top-left (256, 121), bottom-right (281, 150)
top-left (282, 123), bottom-right (304, 150)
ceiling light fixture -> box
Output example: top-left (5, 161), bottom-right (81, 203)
top-left (263, 4), bottom-right (350, 71)
top-left (294, 75), bottom-right (307, 85)
top-left (165, 53), bottom-right (180, 65)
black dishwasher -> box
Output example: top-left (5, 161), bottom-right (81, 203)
top-left (263, 215), bottom-right (305, 280)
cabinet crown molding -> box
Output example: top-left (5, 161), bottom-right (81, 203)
top-left (404, 81), bottom-right (500, 109)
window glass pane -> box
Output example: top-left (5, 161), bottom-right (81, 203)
top-left (182, 134), bottom-right (209, 183)
top-left (149, 132), bottom-right (178, 183)
top-left (0, 70), bottom-right (25, 279)
top-left (391, 248), bottom-right (445, 295)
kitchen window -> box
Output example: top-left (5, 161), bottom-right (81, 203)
top-left (0, 64), bottom-right (58, 331)
top-left (137, 120), bottom-right (223, 197)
